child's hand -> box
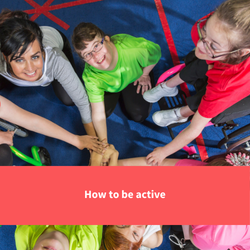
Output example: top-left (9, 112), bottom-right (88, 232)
top-left (78, 135), bottom-right (105, 153)
top-left (134, 74), bottom-right (152, 95)
top-left (101, 144), bottom-right (119, 166)
top-left (89, 150), bottom-right (103, 166)
top-left (146, 147), bottom-right (166, 166)
top-left (0, 130), bottom-right (14, 146)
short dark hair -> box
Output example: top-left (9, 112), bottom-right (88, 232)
top-left (0, 17), bottom-right (43, 62)
top-left (0, 9), bottom-right (29, 25)
top-left (72, 22), bottom-right (105, 57)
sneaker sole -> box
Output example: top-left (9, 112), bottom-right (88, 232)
top-left (152, 115), bottom-right (188, 127)
top-left (143, 88), bottom-right (179, 103)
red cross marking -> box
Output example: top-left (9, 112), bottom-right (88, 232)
top-left (24, 0), bottom-right (102, 30)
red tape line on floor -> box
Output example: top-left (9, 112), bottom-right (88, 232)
top-left (154, 0), bottom-right (208, 160)
top-left (25, 0), bottom-right (102, 30)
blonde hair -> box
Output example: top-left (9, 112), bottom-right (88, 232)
top-left (215, 0), bottom-right (250, 64)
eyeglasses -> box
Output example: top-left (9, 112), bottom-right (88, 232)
top-left (197, 18), bottom-right (241, 58)
top-left (82, 37), bottom-right (104, 61)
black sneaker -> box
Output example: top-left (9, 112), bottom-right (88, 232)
top-left (169, 227), bottom-right (199, 250)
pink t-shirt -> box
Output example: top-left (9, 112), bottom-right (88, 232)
top-left (192, 225), bottom-right (250, 250)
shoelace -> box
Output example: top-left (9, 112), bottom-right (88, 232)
top-left (169, 234), bottom-right (186, 249)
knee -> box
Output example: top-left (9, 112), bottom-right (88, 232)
top-left (129, 113), bottom-right (148, 123)
top-left (61, 99), bottom-right (74, 106)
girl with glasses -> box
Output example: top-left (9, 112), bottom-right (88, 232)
top-left (72, 23), bottom-right (161, 145)
top-left (144, 0), bottom-right (250, 165)
top-left (0, 10), bottom-right (104, 153)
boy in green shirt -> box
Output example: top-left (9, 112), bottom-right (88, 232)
top-left (72, 23), bottom-right (161, 145)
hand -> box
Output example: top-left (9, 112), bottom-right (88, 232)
top-left (0, 130), bottom-right (14, 146)
top-left (89, 150), bottom-right (103, 166)
top-left (101, 144), bottom-right (119, 166)
top-left (77, 135), bottom-right (106, 153)
top-left (134, 74), bottom-right (152, 95)
top-left (100, 138), bottom-right (109, 148)
top-left (146, 147), bottom-right (166, 166)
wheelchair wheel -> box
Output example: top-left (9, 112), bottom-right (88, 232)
top-left (0, 118), bottom-right (28, 137)
top-left (227, 135), bottom-right (250, 151)
top-left (217, 124), bottom-right (250, 149)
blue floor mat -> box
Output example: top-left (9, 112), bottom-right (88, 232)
top-left (0, 0), bottom-right (233, 166)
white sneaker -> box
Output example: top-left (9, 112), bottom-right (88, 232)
top-left (143, 82), bottom-right (178, 103)
top-left (152, 108), bottom-right (188, 127)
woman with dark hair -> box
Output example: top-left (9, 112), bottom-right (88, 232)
top-left (0, 10), bottom-right (101, 149)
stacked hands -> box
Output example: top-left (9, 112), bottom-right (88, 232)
top-left (76, 135), bottom-right (108, 153)
top-left (90, 139), bottom-right (119, 166)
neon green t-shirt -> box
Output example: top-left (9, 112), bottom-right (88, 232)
top-left (82, 34), bottom-right (161, 103)
top-left (15, 225), bottom-right (103, 250)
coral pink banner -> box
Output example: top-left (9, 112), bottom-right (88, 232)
top-left (0, 166), bottom-right (249, 224)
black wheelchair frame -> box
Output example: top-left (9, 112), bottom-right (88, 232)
top-left (156, 66), bottom-right (250, 158)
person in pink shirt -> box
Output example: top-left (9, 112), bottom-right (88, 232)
top-left (190, 225), bottom-right (250, 250)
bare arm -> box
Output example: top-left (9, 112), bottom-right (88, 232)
top-left (91, 101), bottom-right (107, 141)
top-left (146, 111), bottom-right (212, 165)
top-left (83, 122), bottom-right (97, 136)
top-left (142, 227), bottom-right (163, 248)
top-left (118, 157), bottom-right (179, 166)
top-left (165, 72), bottom-right (184, 88)
top-left (189, 226), bottom-right (195, 246)
top-left (182, 225), bottom-right (190, 240)
top-left (143, 64), bottom-right (156, 75)
top-left (0, 96), bottom-right (104, 151)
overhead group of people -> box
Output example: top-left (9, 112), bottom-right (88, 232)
top-left (0, 0), bottom-right (249, 249)
top-left (14, 225), bottom-right (250, 250)
top-left (1, 0), bottom-right (250, 167)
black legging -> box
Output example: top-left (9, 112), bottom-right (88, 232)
top-left (180, 50), bottom-right (250, 124)
top-left (104, 72), bottom-right (154, 123)
top-left (0, 144), bottom-right (13, 166)
top-left (51, 30), bottom-right (78, 106)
